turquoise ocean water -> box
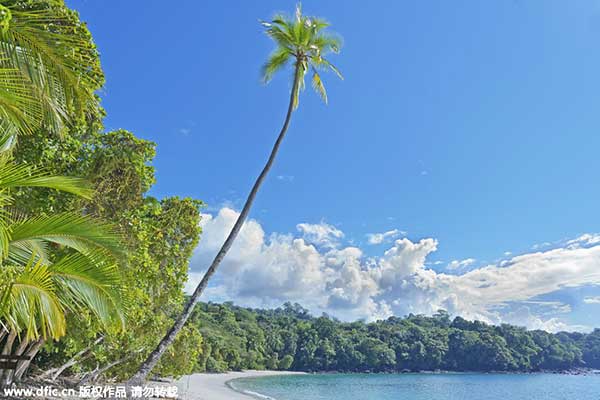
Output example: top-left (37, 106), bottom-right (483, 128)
top-left (230, 373), bottom-right (600, 400)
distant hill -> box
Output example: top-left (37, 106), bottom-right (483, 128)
top-left (187, 301), bottom-right (600, 373)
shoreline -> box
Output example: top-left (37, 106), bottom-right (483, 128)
top-left (172, 369), bottom-right (600, 400)
top-left (174, 370), bottom-right (305, 400)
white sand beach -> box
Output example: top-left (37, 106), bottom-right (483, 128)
top-left (174, 370), bottom-right (304, 400)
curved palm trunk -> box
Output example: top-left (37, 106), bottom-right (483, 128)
top-left (129, 63), bottom-right (302, 384)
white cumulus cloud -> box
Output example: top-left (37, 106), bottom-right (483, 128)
top-left (187, 208), bottom-right (600, 332)
top-left (296, 221), bottom-right (344, 248)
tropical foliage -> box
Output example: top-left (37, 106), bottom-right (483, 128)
top-left (0, 160), bottom-right (124, 342)
top-left (0, 0), bottom-right (123, 387)
top-left (18, 129), bottom-right (204, 382)
top-left (0, 0), bottom-right (204, 381)
top-left (190, 302), bottom-right (600, 373)
top-left (0, 0), bottom-right (102, 145)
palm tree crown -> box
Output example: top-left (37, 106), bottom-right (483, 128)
top-left (261, 3), bottom-right (343, 107)
top-left (0, 2), bottom-right (103, 146)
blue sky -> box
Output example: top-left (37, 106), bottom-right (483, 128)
top-left (70, 0), bottom-right (600, 330)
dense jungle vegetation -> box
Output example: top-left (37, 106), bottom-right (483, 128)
top-left (0, 0), bottom-right (203, 385)
top-left (191, 302), bottom-right (600, 374)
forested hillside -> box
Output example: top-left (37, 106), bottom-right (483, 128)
top-left (191, 302), bottom-right (600, 373)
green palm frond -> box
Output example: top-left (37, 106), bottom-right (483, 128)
top-left (311, 34), bottom-right (342, 55)
top-left (262, 23), bottom-right (294, 52)
top-left (307, 17), bottom-right (330, 32)
top-left (311, 68), bottom-right (327, 103)
top-left (0, 66), bottom-right (41, 137)
top-left (0, 3), bottom-right (102, 141)
top-left (8, 213), bottom-right (123, 261)
top-left (0, 159), bottom-right (95, 261)
top-left (0, 118), bottom-right (17, 152)
top-left (321, 58), bottom-right (343, 80)
top-left (3, 258), bottom-right (66, 340)
top-left (7, 238), bottom-right (49, 266)
top-left (0, 160), bottom-right (93, 197)
top-left (262, 47), bottom-right (291, 84)
top-left (50, 251), bottom-right (126, 329)
top-left (4, 7), bottom-right (101, 119)
top-left (261, 3), bottom-right (343, 107)
top-left (0, 189), bottom-right (11, 258)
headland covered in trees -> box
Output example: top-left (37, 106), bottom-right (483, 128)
top-left (190, 302), bottom-right (600, 374)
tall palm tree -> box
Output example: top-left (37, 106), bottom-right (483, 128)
top-left (130, 4), bottom-right (343, 382)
